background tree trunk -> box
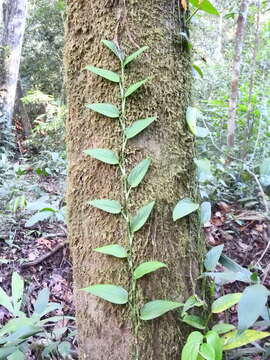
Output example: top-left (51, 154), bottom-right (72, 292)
top-left (65, 1), bottom-right (199, 359)
top-left (227, 0), bottom-right (249, 147)
top-left (0, 0), bottom-right (27, 128)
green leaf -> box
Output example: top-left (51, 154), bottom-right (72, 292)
top-left (101, 39), bottom-right (124, 61)
top-left (0, 287), bottom-right (14, 314)
top-left (200, 201), bottom-right (211, 225)
top-left (127, 158), bottom-right (151, 188)
top-left (182, 295), bottom-right (205, 314)
top-left (133, 261), bottom-right (167, 280)
top-left (222, 330), bottom-right (270, 350)
top-left (94, 244), bottom-right (128, 258)
top-left (173, 198), bottom-right (199, 221)
top-left (140, 300), bottom-right (183, 320)
top-left (89, 199), bottom-right (122, 214)
top-left (206, 331), bottom-right (222, 360)
top-left (238, 284), bottom-right (269, 330)
top-left (7, 350), bottom-right (26, 360)
top-left (212, 323), bottom-right (235, 335)
top-left (33, 287), bottom-right (50, 317)
top-left (125, 117), bottom-right (156, 139)
top-left (203, 271), bottom-right (250, 285)
top-left (192, 64), bottom-right (204, 78)
top-left (182, 314), bottom-right (206, 329)
top-left (11, 272), bottom-right (24, 314)
top-left (219, 254), bottom-right (251, 281)
top-left (130, 201), bottom-right (155, 233)
top-left (181, 332), bottom-right (203, 360)
top-left (125, 78), bottom-right (148, 98)
top-left (83, 148), bottom-right (119, 165)
top-left (85, 103), bottom-right (119, 118)
top-left (85, 66), bottom-right (120, 82)
top-left (199, 343), bottom-right (215, 360)
top-left (186, 107), bottom-right (208, 137)
top-left (25, 211), bottom-right (53, 227)
top-left (189, 0), bottom-right (219, 15)
top-left (194, 158), bottom-right (212, 183)
top-left (204, 245), bottom-right (224, 271)
top-left (124, 46), bottom-right (148, 66)
top-left (212, 293), bottom-right (242, 313)
top-left (82, 284), bottom-right (128, 304)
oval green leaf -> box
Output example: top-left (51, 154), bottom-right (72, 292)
top-left (238, 284), bottom-right (270, 330)
top-left (128, 158), bottom-right (151, 188)
top-left (85, 66), bottom-right (120, 83)
top-left (222, 330), bottom-right (270, 350)
top-left (212, 323), bottom-right (235, 335)
top-left (94, 244), bottom-right (127, 258)
top-left (133, 261), bottom-right (167, 280)
top-left (200, 201), bottom-right (211, 225)
top-left (125, 117), bottom-right (156, 139)
top-left (182, 314), bottom-right (206, 329)
top-left (206, 331), bottom-right (222, 360)
top-left (82, 284), bottom-right (128, 304)
top-left (125, 78), bottom-right (148, 98)
top-left (83, 148), bottom-right (119, 165)
top-left (212, 293), bottom-right (242, 313)
top-left (140, 300), bottom-right (183, 320)
top-left (88, 199), bottom-right (122, 214)
top-left (204, 244), bottom-right (224, 271)
top-left (173, 198), bottom-right (199, 221)
top-left (85, 103), bottom-right (119, 118)
top-left (124, 46), bottom-right (148, 66)
top-left (130, 201), bottom-right (155, 233)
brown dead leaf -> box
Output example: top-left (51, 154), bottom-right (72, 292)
top-left (181, 0), bottom-right (187, 11)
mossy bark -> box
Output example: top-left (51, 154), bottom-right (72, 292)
top-left (65, 1), bottom-right (199, 359)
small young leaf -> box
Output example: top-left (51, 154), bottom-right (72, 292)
top-left (82, 284), bottom-right (128, 304)
top-left (133, 261), bottom-right (167, 280)
top-left (140, 300), bottom-right (183, 320)
top-left (222, 330), bottom-right (270, 350)
top-left (125, 78), bottom-right (148, 98)
top-left (0, 287), bottom-right (14, 314)
top-left (204, 244), bottom-right (224, 271)
top-left (94, 244), bottom-right (128, 258)
top-left (212, 323), bottom-right (235, 334)
top-left (101, 39), bottom-right (124, 61)
top-left (89, 199), bottom-right (122, 214)
top-left (238, 284), bottom-right (269, 330)
top-left (206, 331), bottom-right (222, 360)
top-left (85, 66), bottom-right (120, 83)
top-left (173, 198), bottom-right (199, 221)
top-left (200, 201), bottom-right (211, 225)
top-left (212, 293), bottom-right (242, 313)
top-left (85, 103), bottom-right (119, 118)
top-left (182, 314), bottom-right (206, 329)
top-left (199, 343), bottom-right (215, 360)
top-left (127, 158), bottom-right (151, 188)
top-left (125, 117), bottom-right (156, 139)
top-left (33, 287), bottom-right (50, 316)
top-left (130, 201), bottom-right (155, 233)
top-left (83, 149), bottom-right (119, 165)
top-left (124, 46), bottom-right (148, 66)
top-left (11, 273), bottom-right (24, 314)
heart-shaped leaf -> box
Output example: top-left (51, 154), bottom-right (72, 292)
top-left (133, 261), bottom-right (167, 280)
top-left (124, 46), bottom-right (148, 66)
top-left (82, 284), bottom-right (128, 304)
top-left (140, 300), bottom-right (183, 320)
top-left (212, 293), bottom-right (242, 313)
top-left (173, 198), bottom-right (199, 221)
top-left (88, 199), bottom-right (122, 214)
top-left (85, 66), bottom-right (120, 82)
top-left (204, 244), bottom-right (224, 271)
top-left (85, 103), bottom-right (119, 118)
top-left (130, 201), bottom-right (155, 232)
top-left (83, 149), bottom-right (119, 165)
top-left (127, 158), bottom-right (151, 188)
top-left (125, 117), bottom-right (156, 139)
top-left (94, 244), bottom-right (127, 258)
top-left (125, 78), bottom-right (148, 98)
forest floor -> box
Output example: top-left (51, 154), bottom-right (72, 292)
top-left (0, 167), bottom-right (269, 359)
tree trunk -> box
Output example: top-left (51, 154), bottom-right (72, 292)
top-left (0, 0), bottom-right (27, 128)
top-left (65, 1), bottom-right (199, 359)
top-left (14, 78), bottom-right (31, 138)
top-left (227, 0), bottom-right (249, 147)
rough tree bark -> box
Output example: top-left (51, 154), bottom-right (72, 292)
top-left (227, 0), bottom-right (249, 147)
top-left (65, 1), bottom-right (199, 359)
top-left (0, 0), bottom-right (27, 128)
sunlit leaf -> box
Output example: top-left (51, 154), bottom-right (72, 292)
top-left (82, 284), bottom-right (128, 304)
top-left (212, 293), bottom-right (242, 313)
top-left (189, 0), bottom-right (219, 15)
top-left (140, 300), bottom-right (183, 320)
top-left (222, 330), bottom-right (270, 350)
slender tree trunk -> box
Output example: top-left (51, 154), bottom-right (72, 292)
top-left (227, 0), bottom-right (249, 147)
top-left (0, 0), bottom-right (27, 128)
top-left (14, 78), bottom-right (31, 137)
top-left (65, 1), bottom-right (199, 359)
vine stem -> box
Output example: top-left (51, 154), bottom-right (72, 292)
top-left (118, 61), bottom-right (140, 360)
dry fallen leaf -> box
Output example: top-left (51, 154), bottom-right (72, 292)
top-left (181, 0), bottom-right (187, 11)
